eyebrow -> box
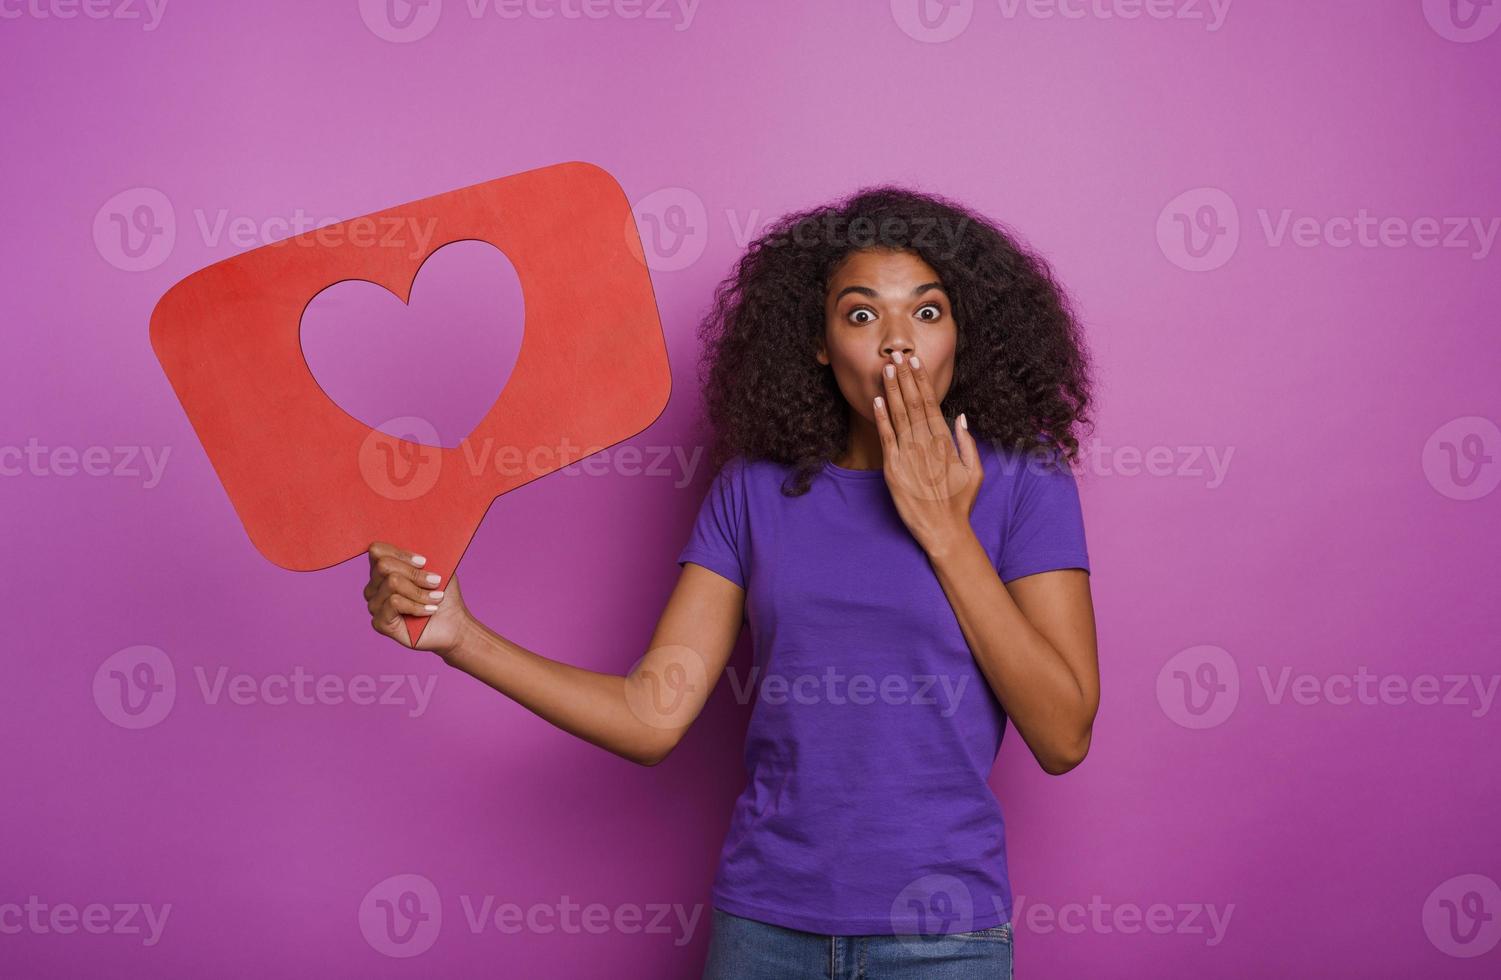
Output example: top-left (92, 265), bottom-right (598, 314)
top-left (833, 281), bottom-right (945, 303)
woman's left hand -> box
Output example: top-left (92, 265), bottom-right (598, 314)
top-left (874, 353), bottom-right (984, 556)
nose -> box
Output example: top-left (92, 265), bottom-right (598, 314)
top-left (881, 338), bottom-right (915, 359)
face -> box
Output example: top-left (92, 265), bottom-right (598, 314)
top-left (816, 247), bottom-right (957, 424)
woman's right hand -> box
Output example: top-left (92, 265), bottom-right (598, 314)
top-left (364, 541), bottom-right (472, 659)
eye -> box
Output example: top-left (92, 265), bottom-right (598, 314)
top-left (916, 303), bottom-right (943, 322)
top-left (849, 307), bottom-right (876, 325)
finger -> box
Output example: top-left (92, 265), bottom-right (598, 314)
top-left (908, 355), bottom-right (953, 446)
top-left (371, 614), bottom-right (413, 648)
top-left (893, 354), bottom-right (927, 439)
top-left (370, 594), bottom-right (434, 648)
top-left (376, 592), bottom-right (439, 625)
top-left (375, 556), bottom-right (443, 589)
top-left (873, 393), bottom-right (898, 459)
top-left (955, 412), bottom-right (979, 471)
top-left (882, 359), bottom-right (912, 444)
top-left (367, 568), bottom-right (444, 615)
top-left (365, 556), bottom-right (442, 602)
top-left (368, 541), bottom-right (427, 571)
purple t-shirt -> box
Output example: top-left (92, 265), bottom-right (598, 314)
top-left (676, 438), bottom-right (1090, 936)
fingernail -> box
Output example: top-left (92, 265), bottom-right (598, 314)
top-left (423, 604), bottom-right (438, 613)
top-left (910, 355), bottom-right (920, 369)
top-left (959, 413), bottom-right (968, 430)
top-left (429, 591), bottom-right (445, 600)
top-left (410, 555), bottom-right (427, 567)
top-left (892, 351), bottom-right (904, 364)
top-left (425, 573), bottom-right (441, 585)
top-left (884, 364), bottom-right (894, 378)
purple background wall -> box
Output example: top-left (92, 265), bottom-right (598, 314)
top-left (3, 1), bottom-right (1499, 976)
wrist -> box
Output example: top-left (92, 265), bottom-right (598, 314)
top-left (923, 520), bottom-right (978, 563)
top-left (437, 613), bottom-right (486, 671)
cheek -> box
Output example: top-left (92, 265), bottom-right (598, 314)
top-left (825, 341), bottom-right (871, 381)
top-left (925, 358), bottom-right (957, 402)
top-left (927, 335), bottom-right (958, 385)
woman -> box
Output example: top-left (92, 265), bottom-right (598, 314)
top-left (362, 185), bottom-right (1099, 978)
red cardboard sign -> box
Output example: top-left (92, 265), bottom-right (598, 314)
top-left (150, 161), bottom-right (670, 644)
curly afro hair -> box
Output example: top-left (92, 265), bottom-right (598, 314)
top-left (689, 184), bottom-right (1095, 496)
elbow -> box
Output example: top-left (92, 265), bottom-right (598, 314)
top-left (630, 732), bottom-right (682, 768)
top-left (1039, 728), bottom-right (1092, 776)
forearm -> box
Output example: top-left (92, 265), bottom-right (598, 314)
top-left (926, 527), bottom-right (1092, 773)
top-left (440, 615), bottom-right (673, 767)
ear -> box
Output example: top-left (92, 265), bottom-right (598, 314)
top-left (815, 343), bottom-right (829, 367)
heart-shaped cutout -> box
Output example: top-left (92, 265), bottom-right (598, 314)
top-left (300, 239), bottom-right (525, 448)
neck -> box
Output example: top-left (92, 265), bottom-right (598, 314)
top-left (832, 409), bottom-right (884, 470)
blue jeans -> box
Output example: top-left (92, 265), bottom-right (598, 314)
top-left (701, 906), bottom-right (1015, 979)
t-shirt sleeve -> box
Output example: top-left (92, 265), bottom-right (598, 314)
top-left (676, 458), bottom-right (749, 589)
top-left (998, 448), bottom-right (1091, 583)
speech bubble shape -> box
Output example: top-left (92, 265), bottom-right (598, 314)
top-left (150, 161), bottom-right (671, 644)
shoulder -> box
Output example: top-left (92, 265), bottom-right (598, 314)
top-left (982, 437), bottom-right (1074, 481)
top-left (710, 453), bottom-right (795, 489)
top-left (979, 438), bottom-right (1081, 515)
